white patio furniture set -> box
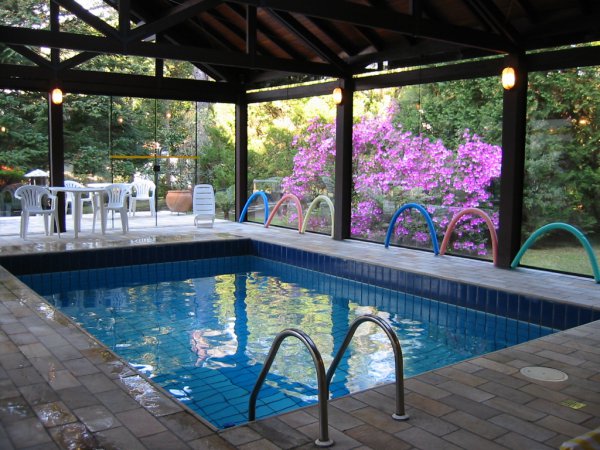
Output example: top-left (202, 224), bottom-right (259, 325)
top-left (15, 180), bottom-right (215, 238)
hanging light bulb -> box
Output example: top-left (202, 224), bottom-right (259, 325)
top-left (333, 87), bottom-right (343, 105)
top-left (501, 67), bottom-right (516, 90)
top-left (51, 87), bottom-right (63, 105)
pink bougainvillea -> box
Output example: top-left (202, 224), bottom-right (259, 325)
top-left (281, 110), bottom-right (502, 256)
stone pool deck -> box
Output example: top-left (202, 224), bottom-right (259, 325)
top-left (0, 219), bottom-right (598, 449)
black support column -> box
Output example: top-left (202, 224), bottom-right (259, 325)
top-left (48, 0), bottom-right (65, 231)
top-left (235, 98), bottom-right (248, 221)
top-left (48, 94), bottom-right (65, 232)
top-left (497, 55), bottom-right (528, 268)
top-left (333, 78), bottom-right (354, 240)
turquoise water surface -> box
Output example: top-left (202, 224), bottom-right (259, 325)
top-left (23, 256), bottom-right (555, 428)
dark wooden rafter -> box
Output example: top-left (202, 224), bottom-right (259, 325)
top-left (347, 0), bottom-right (388, 51)
top-left (579, 0), bottom-right (593, 15)
top-left (522, 10), bottom-right (600, 49)
top-left (0, 63), bottom-right (241, 102)
top-left (266, 10), bottom-right (349, 74)
top-left (119, 0), bottom-right (131, 37)
top-left (0, 0), bottom-right (597, 92)
top-left (50, 1), bottom-right (60, 67)
top-left (56, 0), bottom-right (223, 79)
top-left (52, 0), bottom-right (120, 39)
top-left (348, 40), bottom-right (470, 71)
top-left (462, 0), bottom-right (521, 45)
top-left (7, 45), bottom-right (53, 69)
top-left (304, 17), bottom-right (361, 58)
top-left (126, 0), bottom-right (223, 43)
top-left (226, 3), bottom-right (306, 60)
top-left (409, 0), bottom-right (422, 18)
top-left (235, 0), bottom-right (517, 53)
top-left (202, 9), bottom-right (247, 48)
top-left (58, 51), bottom-right (98, 71)
top-left (126, 1), bottom-right (238, 80)
top-left (417, 1), bottom-right (444, 22)
top-left (352, 26), bottom-right (384, 52)
top-left (0, 26), bottom-right (339, 77)
top-left (246, 5), bottom-right (256, 55)
top-left (461, 1), bottom-right (493, 33)
top-left (512, 0), bottom-right (539, 24)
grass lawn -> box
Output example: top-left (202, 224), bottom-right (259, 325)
top-left (518, 238), bottom-right (600, 278)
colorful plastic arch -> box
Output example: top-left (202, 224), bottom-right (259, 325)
top-left (301, 195), bottom-right (335, 237)
top-left (265, 193), bottom-right (304, 232)
top-left (384, 203), bottom-right (440, 255)
top-left (238, 191), bottom-right (270, 224)
top-left (440, 207), bottom-right (498, 264)
top-left (511, 222), bottom-right (600, 283)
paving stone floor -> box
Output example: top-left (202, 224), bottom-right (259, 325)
top-left (0, 215), bottom-right (598, 449)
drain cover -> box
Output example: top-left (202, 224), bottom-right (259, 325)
top-left (520, 366), bottom-right (568, 382)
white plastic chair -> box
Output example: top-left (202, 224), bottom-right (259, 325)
top-left (129, 179), bottom-right (156, 216)
top-left (102, 183), bottom-right (130, 233)
top-left (14, 185), bottom-right (60, 239)
top-left (193, 184), bottom-right (215, 227)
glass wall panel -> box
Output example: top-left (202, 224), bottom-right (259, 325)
top-left (63, 93), bottom-right (236, 231)
top-left (0, 91), bottom-right (48, 233)
top-left (521, 67), bottom-right (600, 277)
top-left (350, 80), bottom-right (503, 262)
top-left (247, 96), bottom-right (335, 234)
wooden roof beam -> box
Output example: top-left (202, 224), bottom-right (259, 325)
top-left (7, 45), bottom-right (53, 69)
top-left (462, 0), bottom-right (521, 45)
top-left (0, 25), bottom-right (340, 77)
top-left (512, 0), bottom-right (539, 24)
top-left (306, 17), bottom-right (362, 57)
top-left (126, 0), bottom-right (223, 43)
top-left (52, 0), bottom-right (120, 39)
top-left (119, 0), bottom-right (131, 37)
top-left (58, 51), bottom-right (98, 71)
top-left (233, 0), bottom-right (517, 53)
top-left (227, 3), bottom-right (307, 59)
top-left (267, 10), bottom-right (349, 74)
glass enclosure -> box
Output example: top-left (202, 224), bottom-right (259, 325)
top-left (0, 93), bottom-right (235, 234)
top-left (521, 66), bottom-right (600, 277)
top-left (1, 67), bottom-right (598, 278)
top-left (246, 96), bottom-right (335, 235)
top-left (349, 80), bottom-right (503, 262)
top-left (0, 91), bottom-right (48, 219)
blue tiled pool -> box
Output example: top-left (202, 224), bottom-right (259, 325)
top-left (21, 254), bottom-right (560, 429)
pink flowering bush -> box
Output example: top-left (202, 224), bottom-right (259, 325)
top-left (281, 110), bottom-right (502, 256)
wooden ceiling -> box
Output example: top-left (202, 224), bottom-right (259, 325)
top-left (100, 0), bottom-right (600, 86)
top-left (0, 0), bottom-right (599, 95)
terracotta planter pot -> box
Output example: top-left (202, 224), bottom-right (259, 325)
top-left (165, 190), bottom-right (192, 213)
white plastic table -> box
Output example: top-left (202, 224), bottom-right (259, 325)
top-left (49, 186), bottom-right (107, 238)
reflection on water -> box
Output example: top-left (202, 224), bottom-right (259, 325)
top-left (39, 257), bottom-right (555, 428)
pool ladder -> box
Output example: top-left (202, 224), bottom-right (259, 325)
top-left (248, 314), bottom-right (409, 447)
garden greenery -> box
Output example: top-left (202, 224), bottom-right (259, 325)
top-left (282, 108), bottom-right (502, 255)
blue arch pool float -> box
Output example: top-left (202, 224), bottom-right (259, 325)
top-left (239, 191), bottom-right (270, 225)
top-left (385, 203), bottom-right (440, 255)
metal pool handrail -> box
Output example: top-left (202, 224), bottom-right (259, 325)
top-left (326, 314), bottom-right (409, 421)
top-left (248, 328), bottom-right (334, 447)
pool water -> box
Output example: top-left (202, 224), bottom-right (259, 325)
top-left (23, 256), bottom-right (556, 428)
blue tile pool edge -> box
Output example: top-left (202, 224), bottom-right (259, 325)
top-left (249, 240), bottom-right (599, 331)
top-left (4, 237), bottom-right (598, 331)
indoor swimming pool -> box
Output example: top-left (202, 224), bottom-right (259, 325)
top-left (21, 254), bottom-right (557, 429)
